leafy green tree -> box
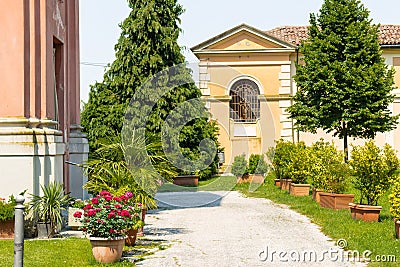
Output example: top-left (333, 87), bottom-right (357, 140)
top-left (288, 0), bottom-right (398, 160)
top-left (81, 0), bottom-right (219, 179)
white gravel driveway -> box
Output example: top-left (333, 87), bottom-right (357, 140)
top-left (137, 191), bottom-right (365, 267)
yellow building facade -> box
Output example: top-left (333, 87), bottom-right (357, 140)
top-left (191, 24), bottom-right (400, 167)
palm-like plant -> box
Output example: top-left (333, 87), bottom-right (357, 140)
top-left (84, 132), bottom-right (177, 209)
top-left (29, 182), bottom-right (72, 236)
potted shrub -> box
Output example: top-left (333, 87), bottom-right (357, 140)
top-left (83, 135), bottom-right (169, 240)
top-left (287, 142), bottom-right (311, 196)
top-left (310, 140), bottom-right (354, 208)
top-left (231, 154), bottom-right (248, 183)
top-left (29, 182), bottom-right (73, 238)
top-left (68, 199), bottom-right (85, 230)
top-left (0, 196), bottom-right (16, 239)
top-left (349, 140), bottom-right (400, 222)
top-left (246, 154), bottom-right (269, 184)
top-left (269, 140), bottom-right (295, 190)
top-left (389, 179), bottom-right (400, 238)
top-left (73, 190), bottom-right (143, 263)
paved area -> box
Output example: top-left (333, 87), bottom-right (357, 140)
top-left (137, 191), bottom-right (366, 267)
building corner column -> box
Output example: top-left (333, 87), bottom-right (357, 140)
top-left (68, 124), bottom-right (89, 199)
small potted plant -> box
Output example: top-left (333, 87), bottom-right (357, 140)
top-left (310, 140), bottom-right (354, 208)
top-left (287, 142), bottom-right (311, 196)
top-left (68, 199), bottom-right (85, 230)
top-left (349, 140), bottom-right (400, 222)
top-left (246, 154), bottom-right (269, 184)
top-left (269, 140), bottom-right (295, 190)
top-left (389, 179), bottom-right (400, 238)
top-left (29, 182), bottom-right (72, 238)
top-left (73, 190), bottom-right (143, 263)
top-left (0, 196), bottom-right (16, 239)
top-left (231, 154), bottom-right (248, 183)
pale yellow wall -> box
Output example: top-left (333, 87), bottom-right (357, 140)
top-left (209, 32), bottom-right (283, 50)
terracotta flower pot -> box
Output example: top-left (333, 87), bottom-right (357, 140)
top-left (319, 192), bottom-right (354, 210)
top-left (312, 188), bottom-right (323, 203)
top-left (125, 228), bottom-right (138, 246)
top-left (0, 219), bottom-right (14, 239)
top-left (395, 220), bottom-right (400, 239)
top-left (289, 183), bottom-right (310, 196)
top-left (349, 203), bottom-right (382, 222)
top-left (90, 236), bottom-right (126, 263)
top-left (280, 179), bottom-right (292, 191)
top-left (173, 175), bottom-right (199, 186)
top-left (274, 179), bottom-right (281, 187)
top-left (137, 209), bottom-right (146, 237)
top-left (68, 207), bottom-right (83, 230)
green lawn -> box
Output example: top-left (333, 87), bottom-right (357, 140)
top-left (0, 237), bottom-right (168, 266)
top-left (235, 174), bottom-right (400, 267)
top-left (157, 175), bottom-right (237, 192)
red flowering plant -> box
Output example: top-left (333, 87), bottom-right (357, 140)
top-left (73, 190), bottom-right (143, 238)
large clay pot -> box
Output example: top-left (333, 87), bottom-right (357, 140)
top-left (312, 188), bottom-right (323, 203)
top-left (125, 228), bottom-right (138, 246)
top-left (289, 183), bottom-right (310, 196)
top-left (172, 175), bottom-right (199, 186)
top-left (349, 203), bottom-right (382, 222)
top-left (90, 236), bottom-right (126, 263)
top-left (319, 192), bottom-right (354, 210)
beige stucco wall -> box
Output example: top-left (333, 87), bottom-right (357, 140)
top-left (194, 28), bottom-right (400, 169)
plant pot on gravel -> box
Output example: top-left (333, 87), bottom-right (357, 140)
top-left (349, 141), bottom-right (399, 222)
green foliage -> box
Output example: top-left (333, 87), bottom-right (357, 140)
top-left (74, 191), bottom-right (143, 238)
top-left (349, 140), bottom-right (400, 205)
top-left (70, 199), bottom-right (85, 209)
top-left (247, 154), bottom-right (269, 174)
top-left (81, 0), bottom-right (220, 180)
top-left (0, 197), bottom-right (15, 222)
top-left (83, 134), bottom-right (176, 210)
top-left (288, 0), bottom-right (398, 154)
top-left (389, 179), bottom-right (400, 219)
top-left (286, 142), bottom-right (312, 184)
top-left (231, 155), bottom-right (247, 177)
top-left (29, 182), bottom-right (73, 234)
top-left (268, 139), bottom-right (296, 179)
top-left (310, 140), bottom-right (350, 193)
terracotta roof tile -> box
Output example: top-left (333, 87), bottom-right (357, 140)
top-left (266, 25), bottom-right (400, 46)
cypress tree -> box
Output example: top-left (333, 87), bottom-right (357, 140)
top-left (81, 0), bottom-right (219, 179)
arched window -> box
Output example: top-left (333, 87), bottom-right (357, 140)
top-left (229, 79), bottom-right (260, 122)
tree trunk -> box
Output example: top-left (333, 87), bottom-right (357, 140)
top-left (343, 122), bottom-right (348, 162)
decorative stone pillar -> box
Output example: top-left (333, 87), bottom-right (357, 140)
top-left (68, 125), bottom-right (89, 199)
top-left (278, 64), bottom-right (293, 141)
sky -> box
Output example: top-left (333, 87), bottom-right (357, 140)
top-left (79, 0), bottom-right (400, 104)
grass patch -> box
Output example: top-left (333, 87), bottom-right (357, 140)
top-left (158, 176), bottom-right (237, 192)
top-left (235, 174), bottom-right (399, 267)
top-left (0, 236), bottom-right (170, 266)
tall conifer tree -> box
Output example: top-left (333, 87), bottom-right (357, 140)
top-left (81, 0), bottom-right (219, 179)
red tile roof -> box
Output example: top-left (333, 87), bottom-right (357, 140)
top-left (266, 25), bottom-right (400, 46)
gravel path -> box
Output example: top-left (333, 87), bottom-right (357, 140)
top-left (137, 191), bottom-right (366, 267)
